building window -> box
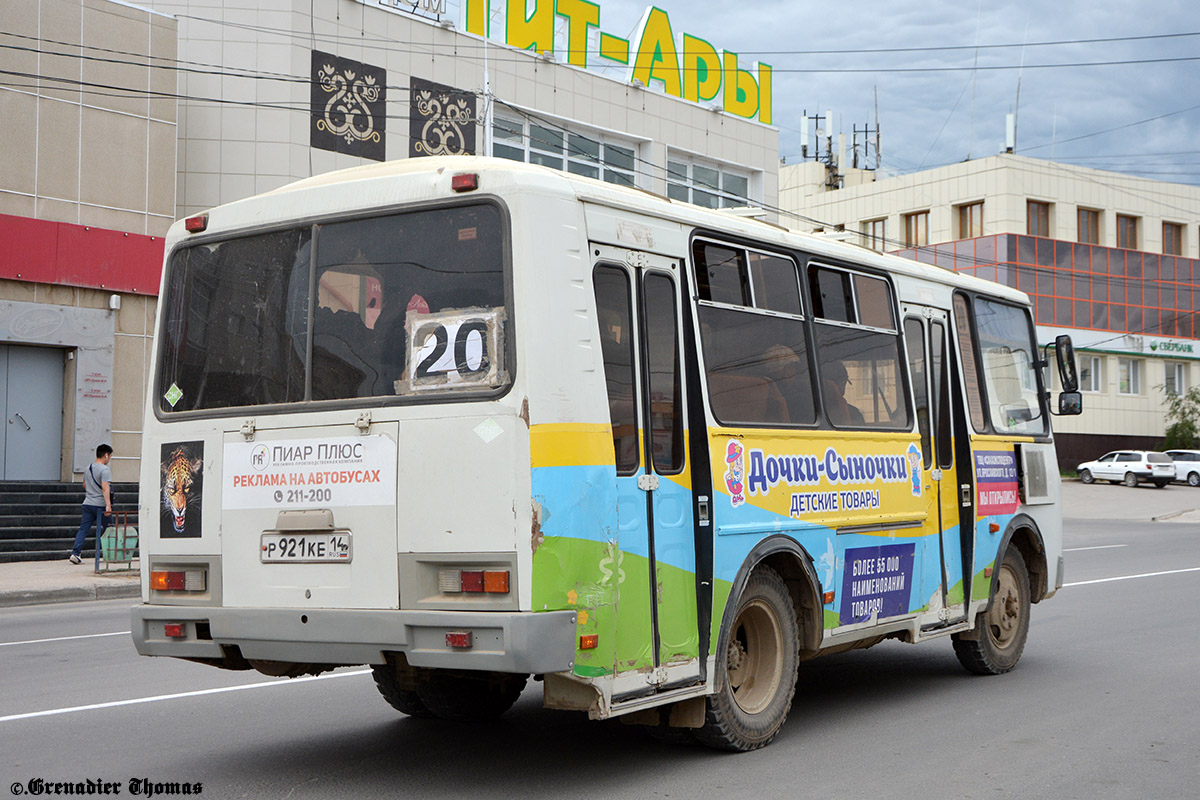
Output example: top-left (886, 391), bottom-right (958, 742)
top-left (956, 201), bottom-right (983, 239)
top-left (1118, 357), bottom-right (1141, 395)
top-left (1165, 362), bottom-right (1187, 396)
top-left (1080, 355), bottom-right (1103, 393)
top-left (904, 211), bottom-right (929, 247)
top-left (1078, 208), bottom-right (1100, 244)
top-left (1164, 222), bottom-right (1184, 256)
top-left (666, 156), bottom-right (752, 209)
top-left (493, 111), bottom-right (638, 187)
top-left (1027, 201), bottom-right (1050, 237)
top-left (862, 218), bottom-right (886, 252)
top-left (1117, 214), bottom-right (1138, 250)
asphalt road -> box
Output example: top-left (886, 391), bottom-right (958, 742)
top-left (2, 486), bottom-right (1199, 799)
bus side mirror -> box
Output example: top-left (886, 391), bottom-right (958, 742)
top-left (1058, 391), bottom-right (1082, 416)
top-left (1055, 335), bottom-right (1079, 392)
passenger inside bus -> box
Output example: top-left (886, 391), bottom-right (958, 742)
top-left (822, 360), bottom-right (865, 426)
top-left (312, 264), bottom-right (386, 399)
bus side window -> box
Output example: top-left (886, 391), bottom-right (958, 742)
top-left (952, 294), bottom-right (989, 432)
top-left (810, 264), bottom-right (910, 430)
top-left (904, 318), bottom-right (931, 468)
top-left (748, 252), bottom-right (803, 315)
top-left (694, 242), bottom-right (750, 305)
top-left (693, 239), bottom-right (816, 428)
top-left (593, 266), bottom-right (640, 475)
top-left (931, 320), bottom-right (953, 468)
top-left (809, 267), bottom-right (854, 323)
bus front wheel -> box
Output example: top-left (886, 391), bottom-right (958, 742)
top-left (696, 566), bottom-right (799, 751)
top-left (952, 548), bottom-right (1031, 675)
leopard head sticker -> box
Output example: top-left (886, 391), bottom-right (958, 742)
top-left (161, 442), bottom-right (204, 538)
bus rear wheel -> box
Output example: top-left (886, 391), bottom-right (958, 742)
top-left (952, 548), bottom-right (1031, 675)
top-left (695, 566), bottom-right (799, 752)
top-left (416, 671), bottom-right (528, 722)
top-left (371, 663), bottom-right (434, 718)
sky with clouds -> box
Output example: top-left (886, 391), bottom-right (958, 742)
top-left (584, 0), bottom-right (1200, 185)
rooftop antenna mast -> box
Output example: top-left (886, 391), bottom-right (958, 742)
top-left (874, 85), bottom-right (881, 170)
top-left (1012, 17), bottom-right (1029, 153)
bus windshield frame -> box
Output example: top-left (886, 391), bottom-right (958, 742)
top-left (153, 199), bottom-right (514, 420)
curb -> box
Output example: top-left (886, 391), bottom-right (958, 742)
top-left (0, 582), bottom-right (141, 608)
top-left (1152, 508), bottom-right (1199, 522)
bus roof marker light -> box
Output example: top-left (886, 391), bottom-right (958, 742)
top-left (451, 173), bottom-right (478, 192)
top-left (184, 213), bottom-right (208, 233)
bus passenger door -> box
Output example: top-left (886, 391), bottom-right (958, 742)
top-left (904, 307), bottom-right (966, 624)
top-left (593, 249), bottom-right (700, 695)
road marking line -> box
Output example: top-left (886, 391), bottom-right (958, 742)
top-left (1063, 545), bottom-right (1128, 552)
top-left (1065, 566), bottom-right (1200, 588)
top-left (0, 631), bottom-right (127, 648)
top-left (0, 668), bottom-right (372, 723)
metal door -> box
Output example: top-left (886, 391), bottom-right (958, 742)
top-left (903, 308), bottom-right (966, 622)
top-left (593, 248), bottom-right (700, 693)
top-left (2, 345), bottom-right (65, 480)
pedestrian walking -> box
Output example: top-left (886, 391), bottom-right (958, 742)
top-left (69, 444), bottom-right (113, 565)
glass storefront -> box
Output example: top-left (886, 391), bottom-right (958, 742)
top-left (897, 235), bottom-right (1199, 338)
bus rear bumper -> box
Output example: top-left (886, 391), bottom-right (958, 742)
top-left (130, 605), bottom-right (578, 674)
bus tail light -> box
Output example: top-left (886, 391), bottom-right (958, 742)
top-left (483, 571), bottom-right (509, 593)
top-left (151, 569), bottom-right (206, 592)
top-left (163, 623), bottom-right (187, 638)
top-left (445, 631), bottom-right (473, 649)
top-left (439, 569), bottom-right (510, 594)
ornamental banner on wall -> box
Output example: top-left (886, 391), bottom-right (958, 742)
top-left (310, 50), bottom-right (386, 161)
top-left (409, 77), bottom-right (476, 158)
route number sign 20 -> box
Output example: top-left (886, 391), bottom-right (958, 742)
top-left (400, 306), bottom-right (507, 393)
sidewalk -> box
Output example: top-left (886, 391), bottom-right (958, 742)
top-left (0, 558), bottom-right (141, 607)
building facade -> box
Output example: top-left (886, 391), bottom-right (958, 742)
top-left (780, 154), bottom-right (1200, 465)
top-left (144, 0), bottom-right (780, 220)
top-left (2, 0), bottom-right (780, 483)
top-left (0, 0), bottom-right (175, 482)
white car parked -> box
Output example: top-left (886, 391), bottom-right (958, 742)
top-left (1163, 449), bottom-right (1200, 486)
top-left (1077, 450), bottom-right (1175, 488)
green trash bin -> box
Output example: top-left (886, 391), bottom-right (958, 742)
top-left (100, 525), bottom-right (139, 563)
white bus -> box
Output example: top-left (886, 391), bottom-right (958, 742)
top-left (133, 157), bottom-right (1081, 750)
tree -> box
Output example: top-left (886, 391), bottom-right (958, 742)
top-left (1162, 385), bottom-right (1200, 449)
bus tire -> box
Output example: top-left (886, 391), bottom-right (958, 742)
top-left (695, 566), bottom-right (799, 752)
top-left (952, 548), bottom-right (1031, 675)
top-left (416, 671), bottom-right (528, 722)
top-left (371, 664), bottom-right (434, 718)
